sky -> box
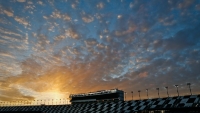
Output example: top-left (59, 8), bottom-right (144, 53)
top-left (0, 0), bottom-right (200, 103)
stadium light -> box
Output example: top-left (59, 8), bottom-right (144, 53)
top-left (138, 90), bottom-right (141, 100)
top-left (156, 88), bottom-right (160, 98)
top-left (174, 85), bottom-right (179, 96)
top-left (131, 91), bottom-right (133, 100)
top-left (165, 87), bottom-right (169, 97)
top-left (187, 83), bottom-right (192, 95)
top-left (146, 89), bottom-right (149, 99)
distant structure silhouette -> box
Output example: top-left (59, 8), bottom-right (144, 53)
top-left (69, 89), bottom-right (124, 104)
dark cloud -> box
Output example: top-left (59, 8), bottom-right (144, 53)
top-left (155, 24), bottom-right (200, 50)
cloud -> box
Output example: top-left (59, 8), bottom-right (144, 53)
top-left (158, 15), bottom-right (176, 26)
top-left (0, 27), bottom-right (21, 37)
top-left (37, 1), bottom-right (44, 5)
top-left (84, 38), bottom-right (98, 47)
top-left (196, 4), bottom-right (200, 10)
top-left (3, 9), bottom-right (14, 17)
top-left (129, 2), bottom-right (134, 8)
top-left (27, 1), bottom-right (33, 4)
top-left (0, 88), bottom-right (34, 101)
top-left (0, 28), bottom-right (28, 51)
top-left (71, 3), bottom-right (77, 9)
top-left (51, 11), bottom-right (62, 19)
top-left (20, 57), bottom-right (43, 75)
top-left (8, 43), bottom-right (29, 50)
top-left (0, 39), bottom-right (8, 44)
top-left (117, 15), bottom-right (122, 19)
top-left (178, 0), bottom-right (195, 9)
top-left (67, 47), bottom-right (81, 55)
top-left (114, 25), bottom-right (136, 37)
top-left (0, 51), bottom-right (15, 59)
top-left (32, 34), bottom-right (50, 52)
top-left (44, 10), bottom-right (71, 22)
top-left (96, 2), bottom-right (104, 9)
top-left (63, 14), bottom-right (71, 21)
top-left (0, 57), bottom-right (22, 77)
top-left (0, 35), bottom-right (20, 43)
top-left (14, 17), bottom-right (29, 26)
top-left (65, 28), bottom-right (80, 40)
top-left (54, 33), bottom-right (68, 42)
top-left (162, 25), bottom-right (200, 50)
top-left (82, 15), bottom-right (94, 23)
top-left (17, 0), bottom-right (26, 2)
top-left (0, 53), bottom-right (14, 59)
top-left (0, 17), bottom-right (9, 24)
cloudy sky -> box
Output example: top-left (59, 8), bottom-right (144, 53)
top-left (0, 0), bottom-right (200, 102)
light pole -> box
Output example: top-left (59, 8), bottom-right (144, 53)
top-left (124, 92), bottom-right (127, 101)
top-left (156, 88), bottom-right (160, 98)
top-left (174, 85), bottom-right (179, 96)
top-left (187, 83), bottom-right (192, 95)
top-left (131, 91), bottom-right (133, 100)
top-left (138, 90), bottom-right (141, 100)
top-left (165, 87), bottom-right (169, 97)
top-left (146, 89), bottom-right (149, 99)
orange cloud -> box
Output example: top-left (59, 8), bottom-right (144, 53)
top-left (138, 72), bottom-right (148, 78)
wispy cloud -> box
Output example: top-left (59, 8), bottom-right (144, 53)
top-left (0, 27), bottom-right (22, 37)
top-left (0, 51), bottom-right (15, 59)
top-left (3, 9), bottom-right (14, 17)
top-left (14, 16), bottom-right (29, 26)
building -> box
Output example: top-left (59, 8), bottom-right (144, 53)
top-left (69, 89), bottom-right (124, 103)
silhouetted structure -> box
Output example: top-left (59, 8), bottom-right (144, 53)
top-left (69, 89), bottom-right (124, 103)
top-left (0, 95), bottom-right (200, 112)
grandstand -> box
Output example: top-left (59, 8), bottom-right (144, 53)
top-left (69, 88), bottom-right (124, 103)
top-left (1, 94), bottom-right (200, 113)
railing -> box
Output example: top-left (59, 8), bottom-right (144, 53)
top-left (0, 99), bottom-right (71, 107)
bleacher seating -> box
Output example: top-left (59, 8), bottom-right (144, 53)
top-left (0, 95), bottom-right (200, 113)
